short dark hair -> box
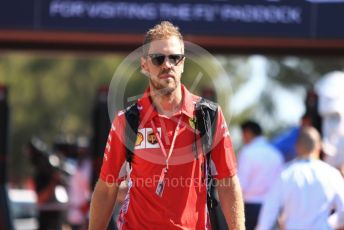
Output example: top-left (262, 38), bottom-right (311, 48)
top-left (240, 120), bottom-right (262, 136)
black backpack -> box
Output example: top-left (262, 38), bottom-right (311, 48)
top-left (124, 97), bottom-right (227, 229)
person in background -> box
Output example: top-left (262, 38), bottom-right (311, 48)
top-left (238, 120), bottom-right (284, 230)
top-left (25, 138), bottom-right (65, 230)
top-left (316, 71), bottom-right (344, 176)
top-left (272, 89), bottom-right (323, 163)
top-left (67, 137), bottom-right (92, 230)
top-left (256, 127), bottom-right (344, 230)
top-left (271, 111), bottom-right (315, 162)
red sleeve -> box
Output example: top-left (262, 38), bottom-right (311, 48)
top-left (210, 106), bottom-right (237, 179)
top-left (99, 112), bottom-right (127, 184)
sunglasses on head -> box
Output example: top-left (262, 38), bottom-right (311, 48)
top-left (147, 53), bottom-right (185, 66)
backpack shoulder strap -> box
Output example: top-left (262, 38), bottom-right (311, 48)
top-left (195, 98), bottom-right (222, 229)
top-left (195, 97), bottom-right (218, 155)
top-left (124, 103), bottom-right (140, 167)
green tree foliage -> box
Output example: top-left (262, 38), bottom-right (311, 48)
top-left (0, 53), bottom-right (124, 183)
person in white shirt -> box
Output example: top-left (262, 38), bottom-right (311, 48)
top-left (315, 71), bottom-right (344, 176)
top-left (238, 120), bottom-right (284, 230)
top-left (67, 138), bottom-right (92, 230)
top-left (256, 127), bottom-right (344, 230)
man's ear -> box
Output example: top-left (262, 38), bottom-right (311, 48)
top-left (141, 57), bottom-right (150, 77)
top-left (141, 57), bottom-right (149, 76)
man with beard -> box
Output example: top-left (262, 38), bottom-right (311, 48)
top-left (89, 21), bottom-right (244, 230)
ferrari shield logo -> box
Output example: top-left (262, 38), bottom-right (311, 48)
top-left (189, 117), bottom-right (196, 129)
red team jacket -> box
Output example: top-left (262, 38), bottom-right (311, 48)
top-left (100, 85), bottom-right (237, 230)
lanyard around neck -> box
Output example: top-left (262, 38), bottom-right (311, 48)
top-left (150, 115), bottom-right (182, 169)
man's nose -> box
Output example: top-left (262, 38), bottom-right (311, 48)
top-left (161, 57), bottom-right (173, 69)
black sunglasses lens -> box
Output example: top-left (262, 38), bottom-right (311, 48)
top-left (168, 55), bottom-right (184, 65)
top-left (149, 54), bottom-right (184, 66)
top-left (151, 55), bottom-right (165, 66)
